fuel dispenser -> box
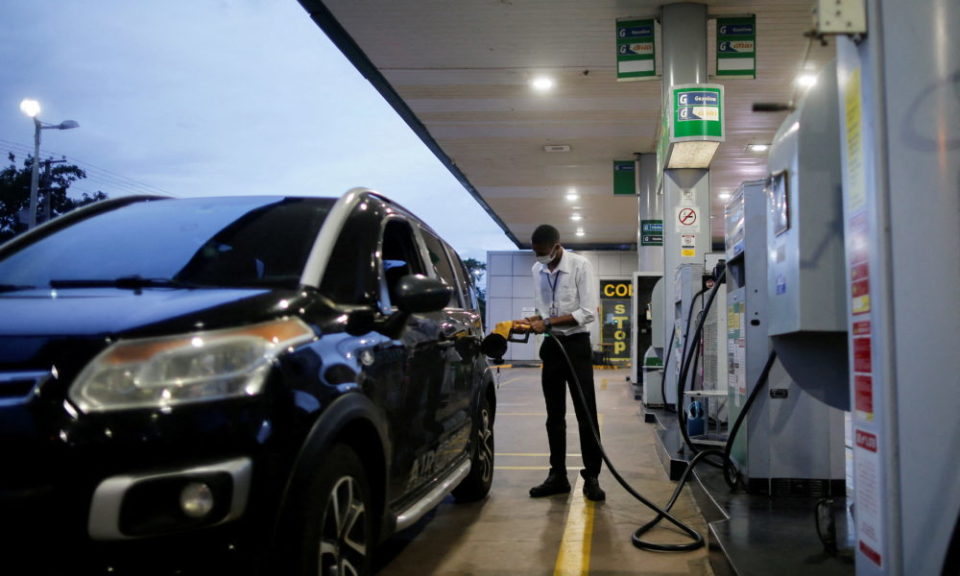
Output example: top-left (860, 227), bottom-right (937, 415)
top-left (641, 278), bottom-right (666, 407)
top-left (725, 178), bottom-right (845, 492)
top-left (665, 263), bottom-right (704, 409)
top-left (766, 60), bottom-right (850, 413)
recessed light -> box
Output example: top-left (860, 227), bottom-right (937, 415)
top-left (718, 192), bottom-right (731, 200)
top-left (566, 193), bottom-right (579, 201)
top-left (576, 228), bottom-right (585, 237)
top-left (531, 76), bottom-right (555, 92)
top-left (746, 143), bottom-right (769, 153)
top-left (571, 214), bottom-right (582, 221)
top-left (543, 144), bottom-right (571, 152)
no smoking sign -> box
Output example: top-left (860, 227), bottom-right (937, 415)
top-left (675, 205), bottom-right (700, 232)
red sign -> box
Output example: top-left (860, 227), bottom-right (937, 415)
top-left (678, 207), bottom-right (697, 226)
top-left (860, 541), bottom-right (883, 566)
top-left (855, 374), bottom-right (874, 414)
top-left (854, 337), bottom-right (872, 373)
top-left (856, 429), bottom-right (878, 452)
top-left (853, 320), bottom-right (871, 336)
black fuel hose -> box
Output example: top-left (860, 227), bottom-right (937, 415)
top-left (660, 325), bottom-right (677, 411)
top-left (545, 309), bottom-right (777, 550)
top-left (676, 270), bottom-right (726, 461)
top-left (549, 332), bottom-right (705, 551)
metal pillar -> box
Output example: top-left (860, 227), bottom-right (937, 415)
top-left (635, 152), bottom-right (663, 274)
top-left (659, 3), bottom-right (711, 407)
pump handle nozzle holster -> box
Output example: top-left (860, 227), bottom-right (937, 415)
top-left (480, 321), bottom-right (530, 364)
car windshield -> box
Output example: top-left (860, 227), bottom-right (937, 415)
top-left (0, 196), bottom-right (335, 290)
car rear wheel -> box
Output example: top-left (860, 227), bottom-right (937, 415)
top-left (453, 390), bottom-right (494, 502)
top-left (296, 444), bottom-right (374, 576)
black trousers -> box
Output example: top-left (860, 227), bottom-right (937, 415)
top-left (538, 332), bottom-right (603, 478)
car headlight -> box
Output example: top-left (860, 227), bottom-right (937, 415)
top-left (69, 318), bottom-right (315, 413)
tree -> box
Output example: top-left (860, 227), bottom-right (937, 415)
top-left (462, 257), bottom-right (487, 320)
top-left (0, 152), bottom-right (107, 242)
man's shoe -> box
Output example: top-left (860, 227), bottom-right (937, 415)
top-left (529, 471), bottom-right (571, 498)
top-left (582, 477), bottom-right (606, 502)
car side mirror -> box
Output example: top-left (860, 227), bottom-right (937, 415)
top-left (393, 274), bottom-right (451, 313)
top-left (377, 274), bottom-right (451, 339)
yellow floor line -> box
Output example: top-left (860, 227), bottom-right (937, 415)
top-left (554, 475), bottom-right (594, 576)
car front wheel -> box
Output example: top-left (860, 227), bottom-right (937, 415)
top-left (297, 444), bottom-right (374, 576)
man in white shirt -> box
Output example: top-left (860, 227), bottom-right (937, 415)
top-left (513, 224), bottom-right (605, 502)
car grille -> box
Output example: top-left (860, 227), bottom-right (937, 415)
top-left (0, 371), bottom-right (50, 406)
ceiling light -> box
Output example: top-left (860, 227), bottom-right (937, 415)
top-left (576, 228), bottom-right (585, 237)
top-left (543, 144), bottom-right (571, 152)
top-left (718, 192), bottom-right (731, 201)
top-left (795, 73), bottom-right (817, 89)
top-left (566, 193), bottom-right (579, 201)
top-left (746, 143), bottom-right (769, 153)
top-left (571, 214), bottom-right (582, 221)
top-left (531, 76), bottom-right (555, 92)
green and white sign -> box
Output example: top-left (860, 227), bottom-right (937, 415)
top-left (671, 84), bottom-right (724, 141)
top-left (616, 18), bottom-right (656, 80)
top-left (613, 161), bottom-right (636, 195)
top-left (717, 16), bottom-right (756, 78)
top-left (641, 219), bottom-right (663, 246)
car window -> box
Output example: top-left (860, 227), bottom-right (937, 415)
top-left (319, 204), bottom-right (382, 306)
top-left (449, 248), bottom-right (479, 311)
top-left (0, 197), bottom-right (332, 289)
top-left (419, 228), bottom-right (463, 308)
top-left (381, 219), bottom-right (425, 309)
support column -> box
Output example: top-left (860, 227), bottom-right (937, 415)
top-left (659, 3), bottom-right (712, 406)
top-left (635, 152), bottom-right (663, 273)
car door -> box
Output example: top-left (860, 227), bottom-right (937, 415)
top-left (415, 227), bottom-right (479, 473)
top-left (378, 217), bottom-right (449, 497)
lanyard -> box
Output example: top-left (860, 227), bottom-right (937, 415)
top-left (547, 271), bottom-right (560, 317)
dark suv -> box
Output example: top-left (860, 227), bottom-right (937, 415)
top-left (0, 190), bottom-right (496, 575)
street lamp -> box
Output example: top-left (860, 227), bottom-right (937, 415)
top-left (19, 99), bottom-right (79, 229)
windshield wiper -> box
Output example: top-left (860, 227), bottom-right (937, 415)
top-left (0, 284), bottom-right (36, 293)
top-left (49, 276), bottom-right (199, 290)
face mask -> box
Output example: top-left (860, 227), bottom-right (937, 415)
top-left (536, 246), bottom-right (556, 265)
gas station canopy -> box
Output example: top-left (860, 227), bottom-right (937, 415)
top-left (298, 0), bottom-right (832, 248)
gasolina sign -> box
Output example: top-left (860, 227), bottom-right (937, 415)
top-left (671, 84), bottom-right (724, 140)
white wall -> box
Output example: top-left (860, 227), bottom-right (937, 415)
top-left (486, 250), bottom-right (638, 362)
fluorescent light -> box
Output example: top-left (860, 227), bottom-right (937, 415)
top-left (570, 213), bottom-right (582, 221)
top-left (746, 143), bottom-right (769, 153)
top-left (795, 73), bottom-right (817, 89)
top-left (718, 192), bottom-right (731, 201)
top-left (531, 76), bottom-right (555, 92)
top-left (575, 228), bottom-right (585, 237)
top-left (566, 193), bottom-right (579, 201)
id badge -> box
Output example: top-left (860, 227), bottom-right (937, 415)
top-left (549, 305), bottom-right (558, 318)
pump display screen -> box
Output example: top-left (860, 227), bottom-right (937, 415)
top-left (768, 170), bottom-right (790, 236)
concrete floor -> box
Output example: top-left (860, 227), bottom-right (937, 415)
top-left (374, 366), bottom-right (715, 576)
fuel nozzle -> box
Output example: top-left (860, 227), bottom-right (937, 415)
top-left (480, 321), bottom-right (530, 364)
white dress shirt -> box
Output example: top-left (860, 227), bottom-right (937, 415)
top-left (531, 249), bottom-right (598, 336)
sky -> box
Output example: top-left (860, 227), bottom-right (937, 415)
top-left (0, 0), bottom-right (516, 264)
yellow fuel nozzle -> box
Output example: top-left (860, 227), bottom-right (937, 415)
top-left (481, 321), bottom-right (531, 364)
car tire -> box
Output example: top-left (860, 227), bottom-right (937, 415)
top-left (294, 444), bottom-right (374, 576)
top-left (452, 390), bottom-right (494, 502)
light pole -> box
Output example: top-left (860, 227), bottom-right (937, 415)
top-left (19, 99), bottom-right (79, 229)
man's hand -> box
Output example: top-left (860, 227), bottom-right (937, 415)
top-left (512, 319), bottom-right (532, 334)
top-left (528, 319), bottom-right (548, 334)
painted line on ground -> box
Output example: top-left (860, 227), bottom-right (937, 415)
top-left (554, 475), bottom-right (594, 576)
